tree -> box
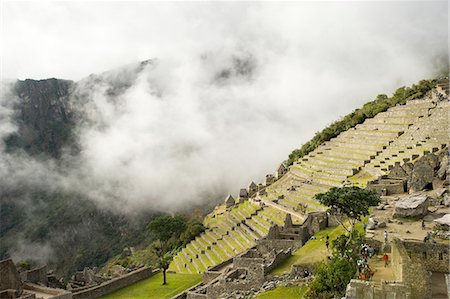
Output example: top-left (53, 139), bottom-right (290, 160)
top-left (151, 240), bottom-right (173, 285)
top-left (148, 215), bottom-right (187, 285)
top-left (148, 215), bottom-right (186, 243)
top-left (314, 186), bottom-right (380, 239)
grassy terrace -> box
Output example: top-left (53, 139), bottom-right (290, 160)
top-left (270, 219), bottom-right (367, 276)
top-left (100, 273), bottom-right (202, 299)
top-left (257, 285), bottom-right (307, 298)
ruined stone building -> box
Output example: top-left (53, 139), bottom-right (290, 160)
top-left (0, 259), bottom-right (72, 299)
top-left (224, 194), bottom-right (235, 208)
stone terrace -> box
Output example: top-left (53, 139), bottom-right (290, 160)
top-left (170, 87), bottom-right (449, 275)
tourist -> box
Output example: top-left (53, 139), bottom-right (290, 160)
top-left (384, 230), bottom-right (388, 243)
top-left (383, 253), bottom-right (389, 267)
top-left (424, 232), bottom-right (431, 243)
top-left (421, 220), bottom-right (425, 230)
top-left (325, 239), bottom-right (329, 250)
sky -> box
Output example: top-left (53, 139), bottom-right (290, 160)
top-left (0, 1), bottom-right (448, 213)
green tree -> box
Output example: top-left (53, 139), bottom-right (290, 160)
top-left (314, 186), bottom-right (380, 240)
top-left (148, 215), bottom-right (187, 285)
top-left (148, 215), bottom-right (187, 242)
top-left (179, 220), bottom-right (205, 246)
top-left (151, 240), bottom-right (172, 285)
top-left (331, 230), bottom-right (365, 260)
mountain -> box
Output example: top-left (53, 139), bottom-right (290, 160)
top-left (0, 61), bottom-right (172, 278)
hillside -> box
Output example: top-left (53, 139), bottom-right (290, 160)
top-left (169, 80), bottom-right (449, 274)
top-left (0, 61), bottom-right (211, 278)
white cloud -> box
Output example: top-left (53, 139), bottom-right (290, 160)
top-left (0, 1), bottom-right (448, 213)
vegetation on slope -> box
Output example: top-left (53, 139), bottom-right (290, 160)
top-left (104, 216), bottom-right (204, 275)
top-left (287, 79), bottom-right (438, 165)
top-left (305, 187), bottom-right (378, 299)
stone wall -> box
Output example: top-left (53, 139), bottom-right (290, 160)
top-left (256, 239), bottom-right (300, 255)
top-left (206, 257), bottom-right (233, 272)
top-left (402, 240), bottom-right (449, 273)
top-left (72, 267), bottom-right (156, 299)
top-left (367, 179), bottom-right (406, 195)
top-left (391, 239), bottom-right (431, 299)
top-left (346, 239), bottom-right (438, 299)
top-left (185, 292), bottom-right (207, 299)
top-left (20, 266), bottom-right (47, 286)
top-left (202, 271), bottom-right (221, 284)
top-left (0, 259), bottom-right (23, 293)
top-left (24, 283), bottom-right (72, 299)
top-left (345, 279), bottom-right (411, 299)
top-left (264, 249), bottom-right (291, 274)
top-left (0, 289), bottom-right (36, 299)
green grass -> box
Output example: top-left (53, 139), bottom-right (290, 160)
top-left (100, 272), bottom-right (202, 299)
top-left (270, 218), bottom-right (368, 276)
top-left (270, 225), bottom-right (344, 275)
top-left (257, 285), bottom-right (307, 298)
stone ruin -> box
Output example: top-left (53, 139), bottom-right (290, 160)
top-left (66, 267), bottom-right (107, 290)
top-left (265, 174), bottom-right (275, 186)
top-left (224, 194), bottom-right (235, 208)
top-left (367, 149), bottom-right (448, 196)
top-left (276, 164), bottom-right (287, 179)
top-left (184, 211), bottom-right (338, 299)
top-left (345, 238), bottom-right (449, 299)
top-left (238, 189), bottom-right (248, 203)
top-left (247, 182), bottom-right (258, 197)
top-left (0, 259), bottom-right (72, 299)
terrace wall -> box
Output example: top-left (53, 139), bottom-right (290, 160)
top-left (72, 268), bottom-right (157, 299)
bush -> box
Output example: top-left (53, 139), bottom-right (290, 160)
top-left (305, 256), bottom-right (357, 299)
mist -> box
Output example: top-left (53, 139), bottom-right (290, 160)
top-left (1, 1), bottom-right (448, 214)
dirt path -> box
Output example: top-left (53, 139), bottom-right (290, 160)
top-left (368, 255), bottom-right (395, 285)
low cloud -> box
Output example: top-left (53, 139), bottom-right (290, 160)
top-left (0, 2), bottom-right (448, 214)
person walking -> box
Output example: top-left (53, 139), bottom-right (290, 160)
top-left (421, 220), bottom-right (426, 230)
top-left (383, 253), bottom-right (389, 267)
top-left (384, 230), bottom-right (388, 243)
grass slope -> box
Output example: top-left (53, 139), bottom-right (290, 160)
top-left (270, 219), bottom-right (367, 276)
top-left (257, 285), bottom-right (307, 298)
top-left (99, 272), bottom-right (202, 299)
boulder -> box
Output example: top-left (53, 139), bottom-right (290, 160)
top-left (423, 153), bottom-right (439, 170)
top-left (378, 222), bottom-right (387, 228)
top-left (408, 157), bottom-right (434, 193)
top-left (433, 214), bottom-right (450, 227)
top-left (393, 194), bottom-right (429, 218)
top-left (402, 163), bottom-right (414, 176)
top-left (423, 215), bottom-right (434, 222)
top-left (437, 154), bottom-right (448, 180)
top-left (444, 193), bottom-right (450, 207)
top-left (367, 218), bottom-right (377, 230)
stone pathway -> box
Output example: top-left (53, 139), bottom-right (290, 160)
top-left (254, 196), bottom-right (305, 222)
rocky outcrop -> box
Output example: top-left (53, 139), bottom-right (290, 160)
top-left (6, 78), bottom-right (76, 158)
top-left (407, 155), bottom-right (436, 193)
top-left (394, 194), bottom-right (429, 218)
top-left (437, 154), bottom-right (448, 180)
top-left (433, 214), bottom-right (450, 227)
